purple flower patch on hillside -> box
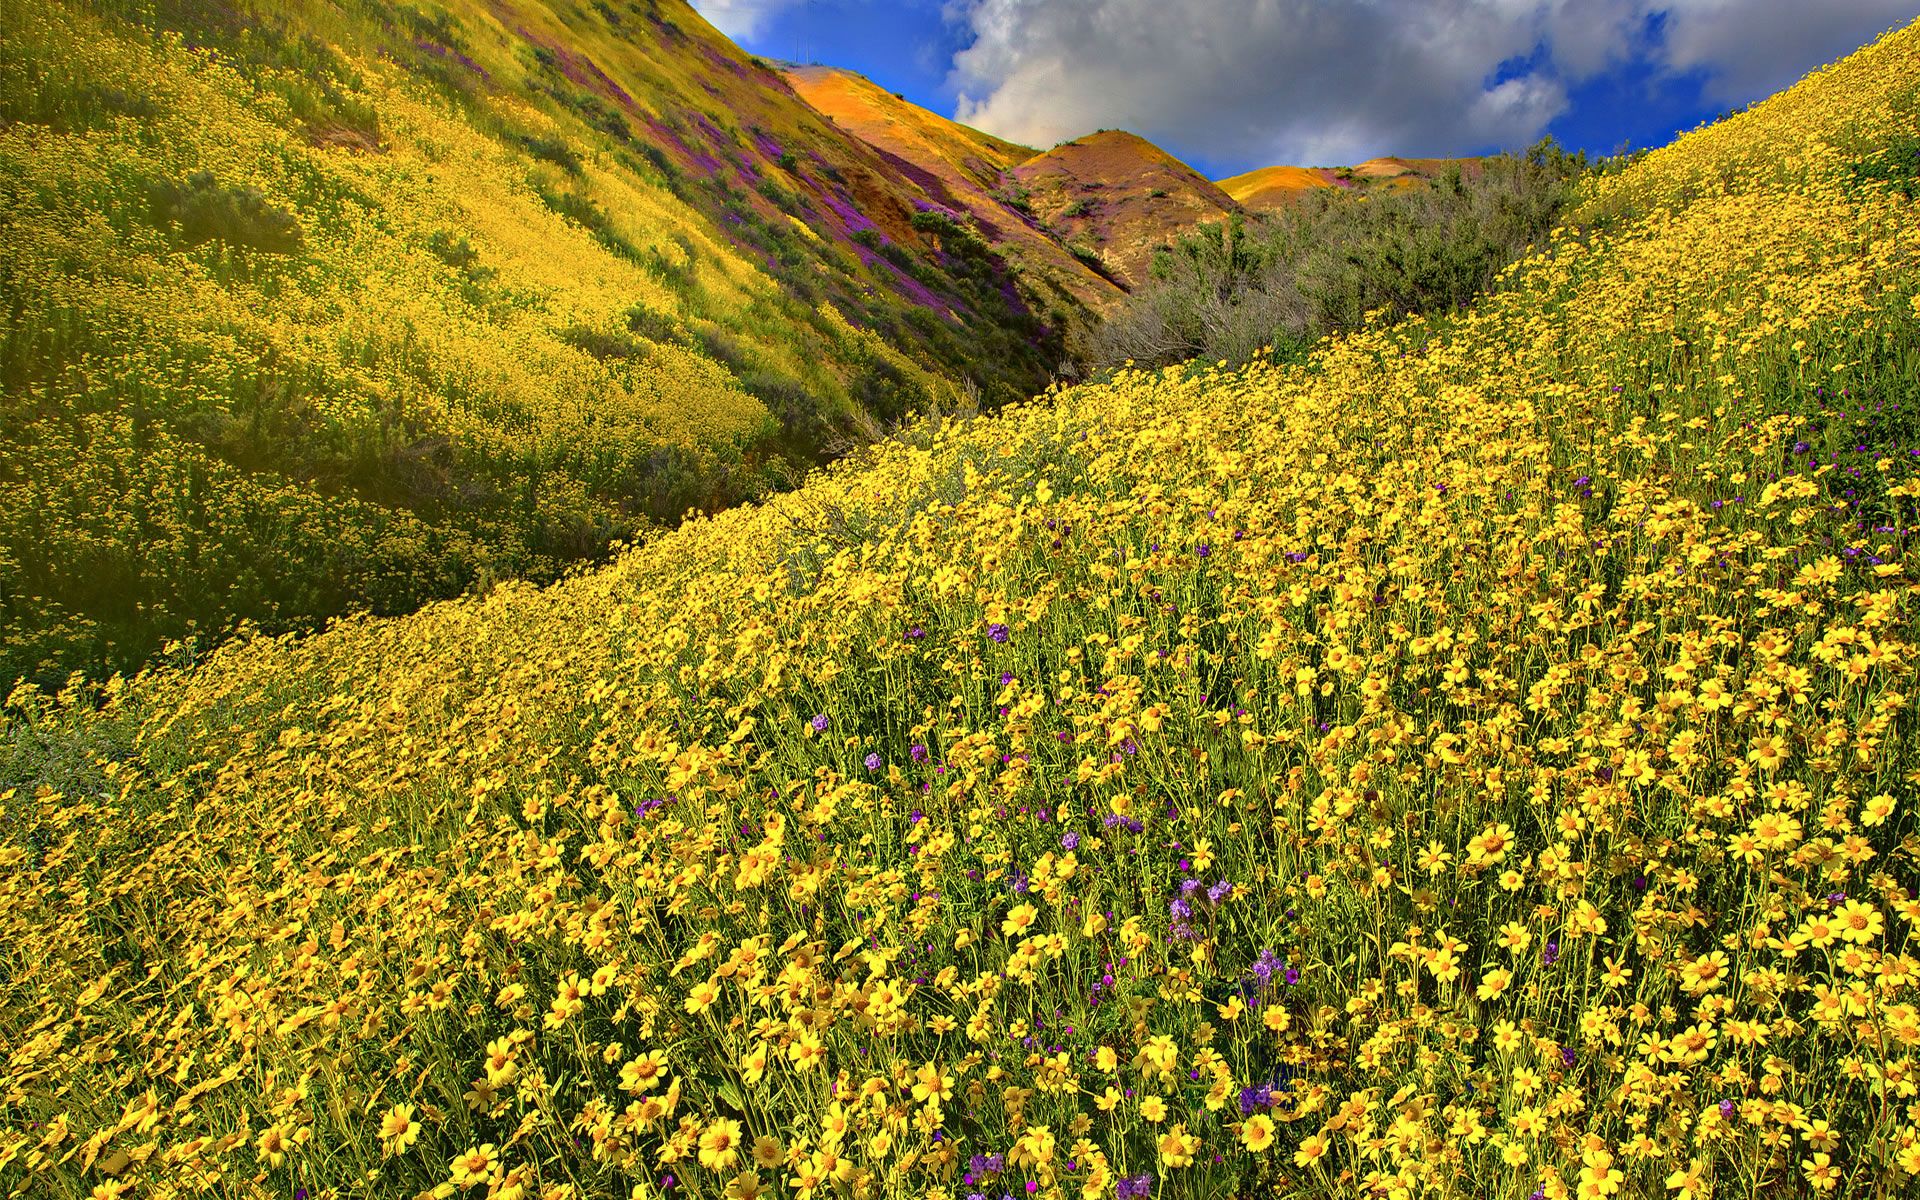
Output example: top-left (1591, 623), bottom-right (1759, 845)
top-left (822, 192), bottom-right (875, 234)
top-left (881, 154), bottom-right (952, 202)
top-left (643, 117), bottom-right (720, 175)
top-left (854, 246), bottom-right (951, 314)
top-left (520, 33), bottom-right (634, 109)
top-left (412, 40), bottom-right (488, 80)
top-left (702, 45), bottom-right (749, 80)
top-left (690, 113), bottom-right (730, 150)
top-left (754, 133), bottom-right (785, 162)
top-left (998, 276), bottom-right (1030, 317)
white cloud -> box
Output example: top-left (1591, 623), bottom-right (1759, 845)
top-left (1660, 0), bottom-right (1916, 102)
top-left (687, 0), bottom-right (805, 40)
top-left (942, 0), bottom-right (1919, 169)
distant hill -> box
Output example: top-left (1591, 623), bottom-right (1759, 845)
top-left (784, 65), bottom-right (1125, 315)
top-left (1010, 130), bottom-right (1241, 288)
top-left (1220, 156), bottom-right (1476, 212)
top-left (779, 70), bottom-right (1486, 301)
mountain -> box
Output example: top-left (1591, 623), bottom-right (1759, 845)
top-left (783, 65), bottom-right (1125, 314)
top-left (1216, 163), bottom-right (1338, 208)
top-left (0, 0), bottom-right (1079, 687)
top-left (1220, 156), bottom-right (1474, 212)
top-left (1009, 129), bottom-right (1241, 288)
top-left (10, 15), bottom-right (1918, 1200)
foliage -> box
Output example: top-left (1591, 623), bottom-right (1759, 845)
top-left (1845, 137), bottom-right (1920, 201)
top-left (1088, 141), bottom-right (1588, 370)
top-left (148, 171), bottom-right (304, 253)
top-left (6, 18), bottom-right (1920, 1200)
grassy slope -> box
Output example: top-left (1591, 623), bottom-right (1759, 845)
top-left (1219, 158), bottom-right (1476, 213)
top-left (0, 0), bottom-right (1072, 688)
top-left (6, 17), bottom-right (1920, 1200)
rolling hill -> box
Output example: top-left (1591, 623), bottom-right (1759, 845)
top-left (1219, 156), bottom-right (1476, 213)
top-left (1009, 129), bottom-right (1241, 288)
top-left (7, 14), bottom-right (1919, 1200)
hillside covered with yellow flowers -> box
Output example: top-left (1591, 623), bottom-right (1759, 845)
top-left (0, 0), bottom-right (1092, 688)
top-left (6, 15), bottom-right (1920, 1200)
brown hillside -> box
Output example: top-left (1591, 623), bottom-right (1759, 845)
top-left (1010, 130), bottom-right (1239, 289)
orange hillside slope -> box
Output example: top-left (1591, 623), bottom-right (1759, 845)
top-left (1217, 163), bottom-right (1338, 210)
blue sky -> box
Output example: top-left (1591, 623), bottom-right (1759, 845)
top-left (690, 1), bottom-right (1918, 177)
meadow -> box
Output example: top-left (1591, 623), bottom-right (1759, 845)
top-left (5, 13), bottom-right (1920, 1200)
top-left (0, 0), bottom-right (1066, 690)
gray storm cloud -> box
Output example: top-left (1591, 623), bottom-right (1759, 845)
top-left (687, 1), bottom-right (1918, 168)
top-left (942, 0), bottom-right (1915, 167)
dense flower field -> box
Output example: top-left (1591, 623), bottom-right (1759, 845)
top-left (6, 17), bottom-right (1920, 1200)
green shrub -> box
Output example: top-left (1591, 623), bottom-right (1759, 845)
top-left (1846, 136), bottom-right (1920, 199)
top-left (518, 133), bottom-right (584, 175)
top-left (148, 172), bottom-right (303, 254)
top-left (1088, 140), bottom-right (1590, 370)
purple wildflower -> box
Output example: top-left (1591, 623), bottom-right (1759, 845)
top-left (864, 752), bottom-right (882, 771)
top-left (1251, 948), bottom-right (1282, 987)
top-left (810, 713), bottom-right (829, 733)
